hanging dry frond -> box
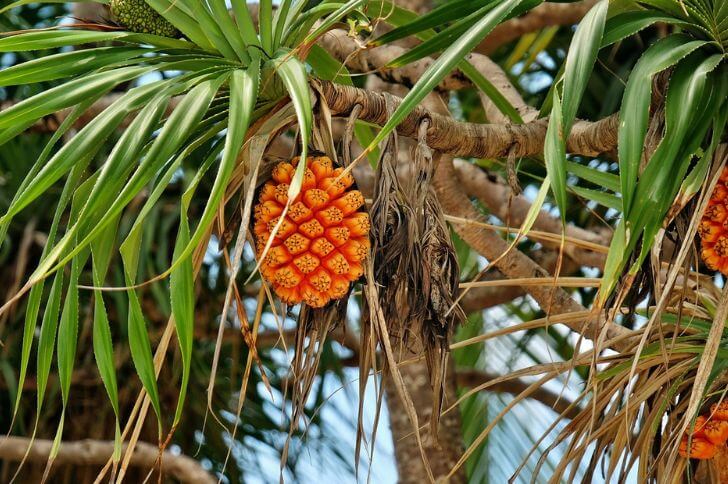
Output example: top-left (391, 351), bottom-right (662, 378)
top-left (369, 118), bottom-right (464, 439)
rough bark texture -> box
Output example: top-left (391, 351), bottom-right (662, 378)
top-left (384, 342), bottom-right (466, 484)
top-left (453, 159), bottom-right (610, 268)
top-left (0, 437), bottom-right (215, 484)
top-left (317, 80), bottom-right (619, 159)
top-left (433, 154), bottom-right (632, 347)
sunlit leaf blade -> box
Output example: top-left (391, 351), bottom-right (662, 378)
top-left (0, 65), bottom-right (150, 133)
top-left (602, 10), bottom-right (681, 46)
top-left (368, 0), bottom-right (523, 149)
top-left (544, 0), bottom-right (607, 221)
top-left (373, 0), bottom-right (489, 45)
top-left (125, 288), bottom-right (163, 431)
top-left (303, 0), bottom-right (367, 45)
top-left (561, 0), bottom-right (608, 133)
top-left (0, 77), bottom-right (165, 224)
top-left (571, 186), bottom-right (622, 210)
top-left (207, 0), bottom-right (249, 61)
top-left (143, 0), bottom-right (214, 50)
top-left (565, 160), bottom-right (621, 193)
top-left (171, 66), bottom-right (258, 270)
top-left (7, 100), bottom-right (99, 420)
top-left (0, 30), bottom-right (127, 51)
top-left (231, 0), bottom-right (260, 46)
top-left (170, 207), bottom-right (193, 426)
top-left (91, 218), bottom-right (122, 419)
top-left (260, 0), bottom-right (274, 51)
top-left (274, 54), bottom-right (312, 199)
top-left (35, 273), bottom-right (63, 412)
top-left (0, 46), bottom-right (149, 87)
top-left (459, 60), bottom-right (523, 123)
top-left (544, 93), bottom-right (568, 220)
top-left (599, 52), bottom-right (724, 302)
top-left (186, 1), bottom-right (239, 60)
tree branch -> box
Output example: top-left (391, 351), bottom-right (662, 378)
top-left (318, 28), bottom-right (536, 122)
top-left (316, 79), bottom-right (618, 158)
top-left (432, 152), bottom-right (632, 348)
top-left (453, 159), bottom-right (610, 268)
top-left (0, 437), bottom-right (215, 484)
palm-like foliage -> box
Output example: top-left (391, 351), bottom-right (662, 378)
top-left (2, 0), bottom-right (728, 482)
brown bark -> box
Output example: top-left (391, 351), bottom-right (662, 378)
top-left (453, 159), bottom-right (610, 268)
top-left (0, 437), bottom-right (215, 484)
top-left (318, 29), bottom-right (537, 122)
top-left (432, 154), bottom-right (632, 348)
top-left (317, 80), bottom-right (619, 159)
top-left (384, 343), bottom-right (466, 484)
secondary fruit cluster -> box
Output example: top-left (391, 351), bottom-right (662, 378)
top-left (253, 156), bottom-right (370, 308)
top-left (699, 168), bottom-right (728, 275)
top-left (110, 0), bottom-right (179, 38)
top-left (679, 401), bottom-right (728, 459)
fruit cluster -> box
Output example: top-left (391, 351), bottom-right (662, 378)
top-left (699, 168), bottom-right (728, 274)
top-left (110, 0), bottom-right (179, 38)
top-left (679, 401), bottom-right (728, 459)
top-left (253, 156), bottom-right (370, 308)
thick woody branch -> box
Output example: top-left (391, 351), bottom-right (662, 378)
top-left (453, 159), bottom-right (610, 268)
top-left (317, 79), bottom-right (619, 158)
top-left (477, 0), bottom-right (599, 54)
top-left (0, 437), bottom-right (215, 484)
top-left (433, 153), bottom-right (631, 348)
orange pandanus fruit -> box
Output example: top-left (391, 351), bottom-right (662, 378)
top-left (699, 168), bottom-right (728, 274)
top-left (679, 402), bottom-right (728, 460)
top-left (253, 155), bottom-right (370, 308)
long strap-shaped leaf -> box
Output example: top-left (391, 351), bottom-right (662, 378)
top-left (0, 46), bottom-right (150, 88)
top-left (0, 65), bottom-right (150, 136)
top-left (30, 73), bottom-right (226, 283)
top-left (6, 97), bottom-right (101, 423)
top-left (543, 0), bottom-right (608, 221)
top-left (170, 142), bottom-right (226, 426)
top-left (207, 0), bottom-right (250, 61)
top-left (0, 77), bottom-right (164, 224)
top-left (90, 215), bottom-right (123, 464)
top-left (168, 64), bottom-right (259, 272)
top-left (231, 0), bottom-right (260, 47)
top-left (618, 34), bottom-right (706, 214)
top-left (143, 0), bottom-right (214, 50)
top-left (0, 30), bottom-right (127, 51)
top-left (366, 0), bottom-right (523, 149)
top-left (599, 53), bottom-right (724, 302)
top-left (273, 54), bottom-right (311, 199)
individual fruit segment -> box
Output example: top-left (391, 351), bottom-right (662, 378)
top-left (700, 167), bottom-right (728, 274)
top-left (711, 401), bottom-right (728, 420)
top-left (254, 156), bottom-right (370, 308)
top-left (680, 401), bottom-right (728, 460)
top-left (679, 435), bottom-right (718, 460)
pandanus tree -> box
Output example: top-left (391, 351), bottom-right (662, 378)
top-left (0, 0), bottom-right (727, 482)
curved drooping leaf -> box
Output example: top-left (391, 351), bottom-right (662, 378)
top-left (544, 0), bottom-right (608, 221)
top-left (618, 34), bottom-right (706, 214)
top-left (368, 0), bottom-right (524, 150)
